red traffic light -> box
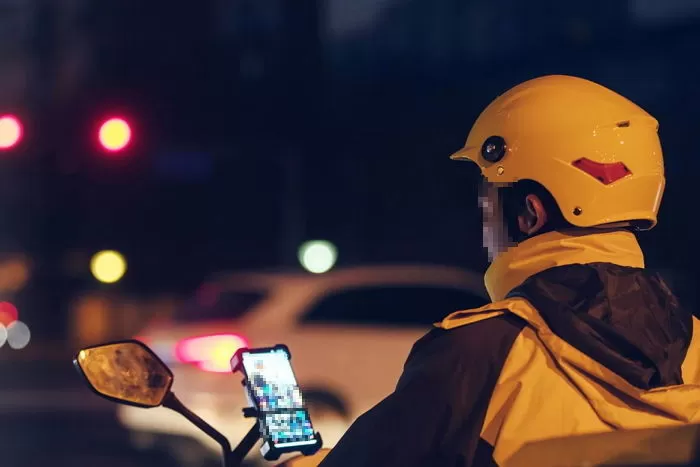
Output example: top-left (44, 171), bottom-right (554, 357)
top-left (0, 115), bottom-right (23, 150)
top-left (0, 301), bottom-right (18, 326)
top-left (98, 117), bottom-right (132, 152)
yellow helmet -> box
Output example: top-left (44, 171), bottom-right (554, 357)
top-left (451, 75), bottom-right (665, 230)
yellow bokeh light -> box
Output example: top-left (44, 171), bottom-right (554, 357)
top-left (0, 256), bottom-right (30, 292)
top-left (90, 250), bottom-right (127, 284)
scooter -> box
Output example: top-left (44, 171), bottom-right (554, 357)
top-left (73, 339), bottom-right (330, 467)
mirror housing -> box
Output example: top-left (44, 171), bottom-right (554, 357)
top-left (74, 339), bottom-right (174, 408)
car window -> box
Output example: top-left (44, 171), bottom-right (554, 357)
top-left (174, 289), bottom-right (266, 323)
top-left (301, 286), bottom-right (488, 326)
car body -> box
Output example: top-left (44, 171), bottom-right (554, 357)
top-left (118, 265), bottom-right (488, 465)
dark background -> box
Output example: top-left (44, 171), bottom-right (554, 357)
top-left (2, 0), bottom-right (698, 340)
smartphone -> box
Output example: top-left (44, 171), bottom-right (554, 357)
top-left (231, 345), bottom-right (322, 460)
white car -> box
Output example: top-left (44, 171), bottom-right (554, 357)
top-left (120, 265), bottom-right (488, 466)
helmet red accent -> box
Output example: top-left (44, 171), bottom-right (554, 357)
top-left (572, 158), bottom-right (631, 185)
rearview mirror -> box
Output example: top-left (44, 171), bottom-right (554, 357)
top-left (74, 340), bottom-right (173, 407)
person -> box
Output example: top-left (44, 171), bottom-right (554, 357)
top-left (283, 75), bottom-right (700, 467)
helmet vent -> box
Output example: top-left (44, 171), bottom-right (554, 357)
top-left (616, 121), bottom-right (630, 128)
top-left (572, 158), bottom-right (632, 185)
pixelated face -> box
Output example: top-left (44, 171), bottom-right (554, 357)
top-left (479, 180), bottom-right (516, 262)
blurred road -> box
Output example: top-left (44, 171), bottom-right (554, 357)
top-left (0, 344), bottom-right (173, 467)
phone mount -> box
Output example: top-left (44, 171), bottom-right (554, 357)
top-left (229, 346), bottom-right (323, 463)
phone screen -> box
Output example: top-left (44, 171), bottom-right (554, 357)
top-left (241, 348), bottom-right (317, 448)
top-left (262, 409), bottom-right (316, 448)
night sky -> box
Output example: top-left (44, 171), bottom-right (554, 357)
top-left (2, 0), bottom-right (700, 337)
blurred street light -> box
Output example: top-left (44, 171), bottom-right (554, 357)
top-left (298, 240), bottom-right (337, 274)
top-left (0, 302), bottom-right (18, 326)
top-left (0, 115), bottom-right (23, 150)
top-left (98, 117), bottom-right (132, 152)
top-left (0, 256), bottom-right (30, 293)
top-left (6, 320), bottom-right (30, 349)
top-left (90, 250), bottom-right (127, 284)
top-left (0, 302), bottom-right (30, 350)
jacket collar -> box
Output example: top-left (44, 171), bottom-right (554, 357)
top-left (484, 229), bottom-right (645, 302)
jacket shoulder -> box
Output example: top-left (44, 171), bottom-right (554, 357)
top-left (410, 310), bottom-right (527, 372)
top-left (435, 298), bottom-right (526, 331)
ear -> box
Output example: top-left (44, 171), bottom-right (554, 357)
top-left (517, 194), bottom-right (548, 235)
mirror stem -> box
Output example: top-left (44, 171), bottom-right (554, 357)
top-left (229, 420), bottom-right (261, 466)
top-left (162, 391), bottom-right (233, 465)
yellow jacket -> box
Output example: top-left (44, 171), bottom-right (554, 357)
top-left (318, 229), bottom-right (700, 466)
top-left (438, 229), bottom-right (700, 465)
